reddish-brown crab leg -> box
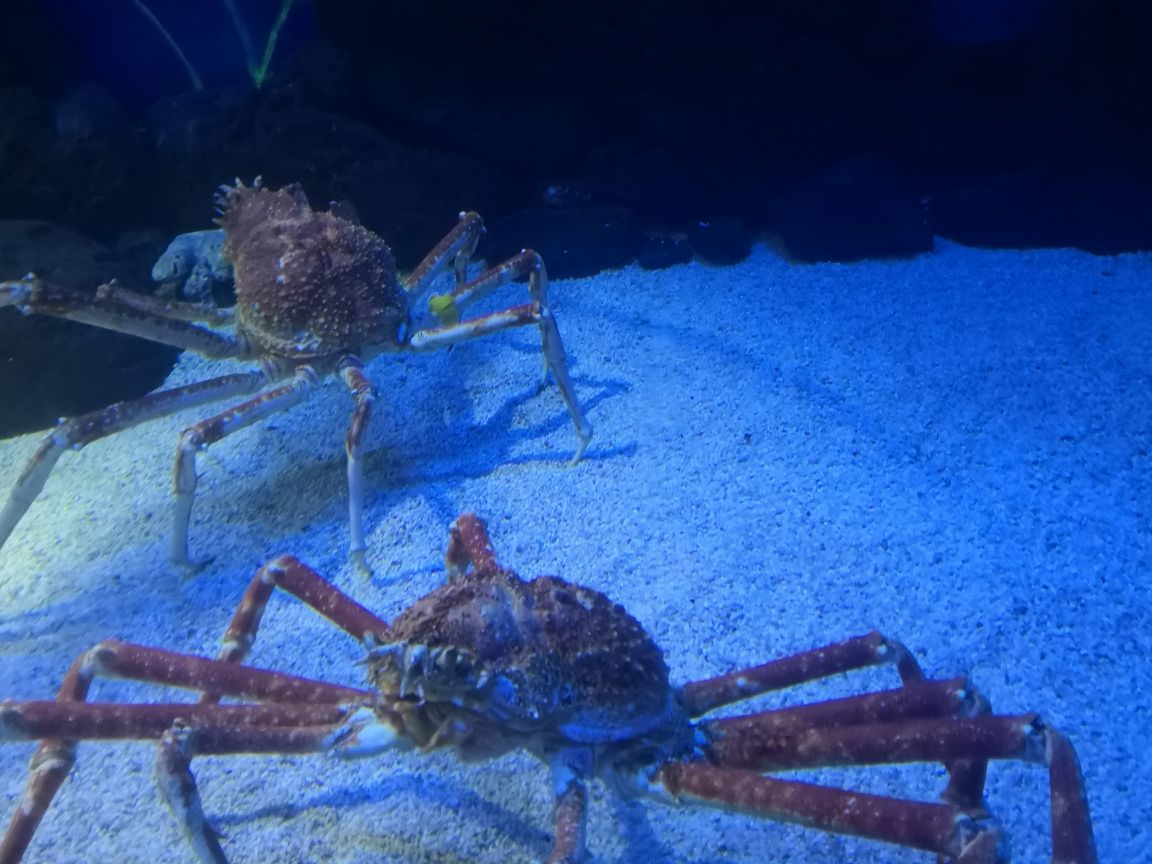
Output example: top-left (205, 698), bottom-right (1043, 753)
top-left (705, 709), bottom-right (1095, 863)
top-left (0, 371), bottom-right (270, 554)
top-left (402, 210), bottom-right (484, 303)
top-left (154, 709), bottom-right (403, 864)
top-left (0, 639), bottom-right (370, 864)
top-left (681, 632), bottom-right (927, 717)
top-left (651, 763), bottom-right (993, 860)
top-left (701, 677), bottom-right (991, 805)
top-left (203, 554), bottom-right (392, 678)
top-left (406, 251), bottom-right (592, 462)
top-left (444, 512), bottom-right (502, 579)
top-left (0, 556), bottom-right (389, 863)
top-left (179, 553), bottom-right (391, 861)
top-left (653, 712), bottom-right (1096, 864)
top-left (0, 701), bottom-right (403, 864)
top-left (701, 678), bottom-right (974, 744)
top-left (545, 751), bottom-right (592, 864)
top-left (156, 702), bottom-right (408, 864)
top-left (172, 366), bottom-right (320, 568)
top-left (0, 276), bottom-right (251, 359)
top-left (682, 634), bottom-right (992, 807)
top-left (338, 361), bottom-right (377, 576)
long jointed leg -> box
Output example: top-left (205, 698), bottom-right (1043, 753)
top-left (655, 763), bottom-right (990, 860)
top-left (0, 372), bottom-right (269, 553)
top-left (92, 281), bottom-right (233, 326)
top-left (680, 631), bottom-right (926, 717)
top-left (198, 553), bottom-right (390, 707)
top-left (681, 714), bottom-right (1096, 864)
top-left (701, 677), bottom-right (990, 802)
top-left (153, 718), bottom-right (351, 864)
top-left (700, 677), bottom-right (975, 754)
top-left (202, 554), bottom-right (391, 681)
top-left (177, 553), bottom-right (392, 859)
top-left (153, 703), bottom-right (408, 864)
top-left (544, 749), bottom-right (591, 864)
top-left (401, 211), bottom-right (484, 305)
top-left (444, 512), bottom-right (503, 580)
top-left (0, 276), bottom-right (249, 359)
top-left (0, 701), bottom-right (395, 864)
top-left (407, 250), bottom-right (592, 462)
top-left (681, 635), bottom-right (1019, 826)
top-left (0, 625), bottom-right (381, 864)
top-left (172, 366), bottom-right (320, 568)
top-left (338, 362), bottom-right (376, 576)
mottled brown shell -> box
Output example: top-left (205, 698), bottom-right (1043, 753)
top-left (218, 182), bottom-right (408, 359)
top-left (385, 568), bottom-right (672, 737)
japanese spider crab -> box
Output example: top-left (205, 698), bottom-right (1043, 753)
top-left (0, 181), bottom-right (592, 572)
top-left (0, 514), bottom-right (1095, 863)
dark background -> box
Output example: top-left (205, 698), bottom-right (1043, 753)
top-left (1, 0), bottom-right (1149, 434)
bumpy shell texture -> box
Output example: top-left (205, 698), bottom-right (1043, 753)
top-left (382, 568), bottom-right (673, 742)
top-left (219, 182), bottom-right (408, 358)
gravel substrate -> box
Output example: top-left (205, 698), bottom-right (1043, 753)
top-left (0, 240), bottom-right (1146, 863)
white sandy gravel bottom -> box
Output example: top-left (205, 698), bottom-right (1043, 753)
top-left (0, 239), bottom-right (1147, 864)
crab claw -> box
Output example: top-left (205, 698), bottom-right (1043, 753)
top-left (324, 706), bottom-right (409, 759)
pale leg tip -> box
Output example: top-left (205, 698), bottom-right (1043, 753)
top-left (350, 549), bottom-right (374, 579)
top-left (172, 553), bottom-right (214, 574)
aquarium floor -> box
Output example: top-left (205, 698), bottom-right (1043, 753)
top-left (0, 240), bottom-right (1146, 863)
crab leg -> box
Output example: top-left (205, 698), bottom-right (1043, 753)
top-left (684, 636), bottom-right (994, 806)
top-left (652, 763), bottom-right (989, 860)
top-left (705, 710), bottom-right (1044, 771)
top-left (0, 276), bottom-right (250, 358)
top-left (681, 631), bottom-right (926, 717)
top-left (338, 362), bottom-right (377, 576)
top-left (402, 210), bottom-right (485, 303)
top-left (424, 244), bottom-right (542, 321)
top-left (406, 251), bottom-right (593, 462)
top-left (184, 553), bottom-right (390, 859)
top-left (0, 371), bottom-right (269, 554)
top-left (92, 280), bottom-right (233, 326)
top-left (154, 703), bottom-right (407, 864)
top-left (656, 710), bottom-right (1097, 863)
top-left (175, 552), bottom-right (391, 860)
top-left (444, 511), bottom-right (503, 579)
top-left (540, 748), bottom-right (593, 864)
top-left (0, 701), bottom-right (401, 864)
top-left (172, 365), bottom-right (319, 568)
top-left (0, 702), bottom-right (355, 740)
top-left (701, 678), bottom-right (973, 744)
top-left (203, 554), bottom-right (391, 678)
top-left (0, 628), bottom-right (376, 864)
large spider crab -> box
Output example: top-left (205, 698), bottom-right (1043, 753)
top-left (0, 181), bottom-right (592, 571)
top-left (0, 514), bottom-right (1095, 863)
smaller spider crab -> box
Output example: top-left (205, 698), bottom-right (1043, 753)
top-left (0, 181), bottom-right (591, 572)
top-left (0, 514), bottom-right (1095, 863)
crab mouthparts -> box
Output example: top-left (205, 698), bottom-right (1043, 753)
top-left (365, 642), bottom-right (487, 704)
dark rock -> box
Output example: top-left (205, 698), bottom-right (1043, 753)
top-left (483, 207), bottom-right (642, 280)
top-left (148, 87), bottom-right (254, 154)
top-left (688, 216), bottom-right (754, 266)
top-left (0, 221), bottom-right (179, 439)
top-left (52, 82), bottom-right (130, 144)
top-left (767, 156), bottom-right (934, 262)
top-left (0, 86), bottom-right (157, 244)
top-left (931, 167), bottom-right (1152, 255)
top-left (150, 90), bottom-right (515, 268)
top-left (637, 232), bottom-right (694, 271)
